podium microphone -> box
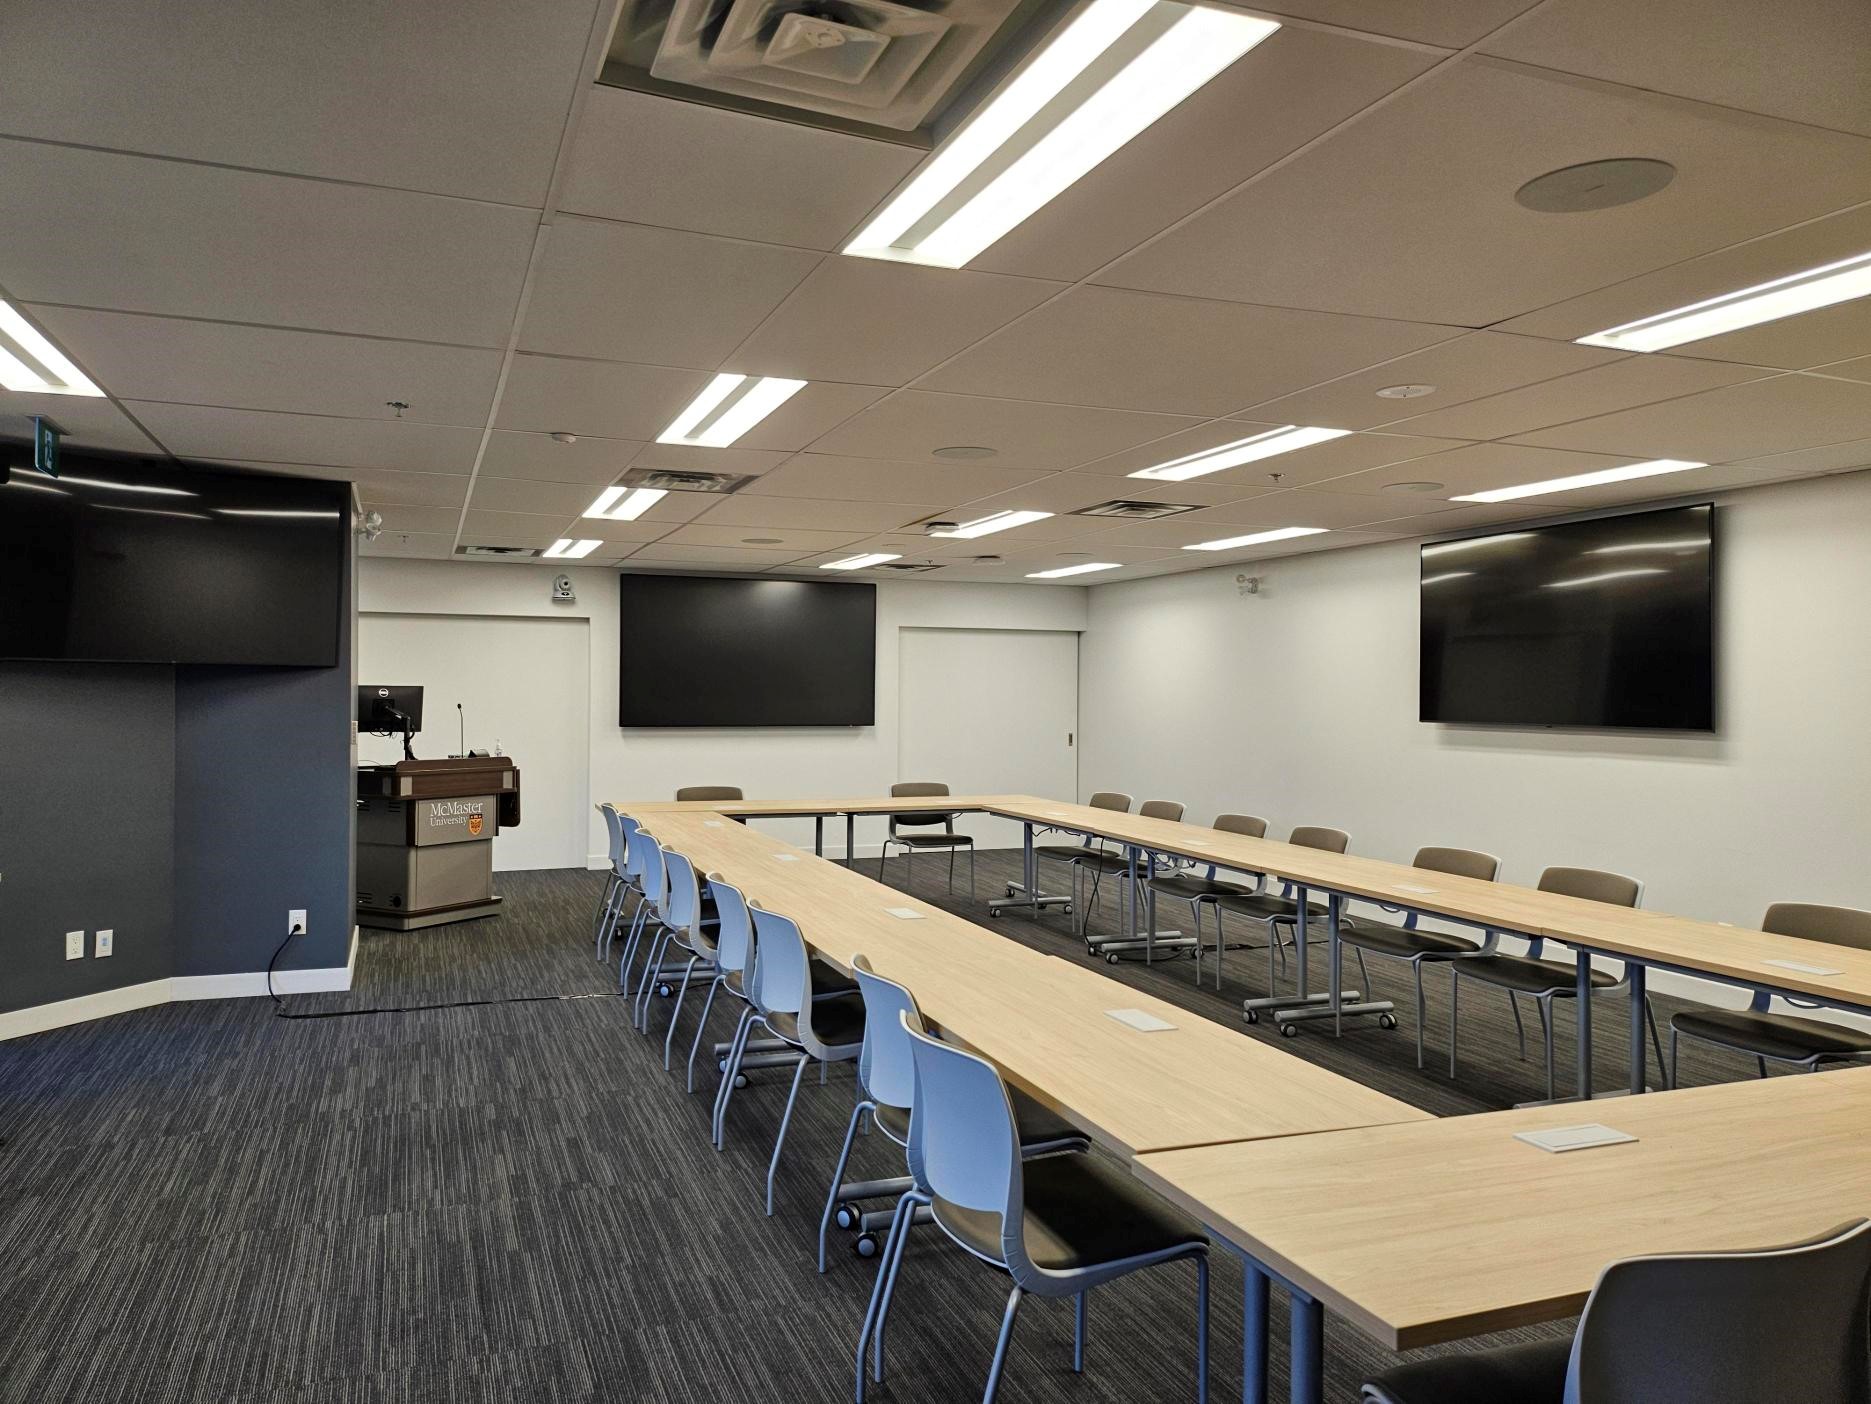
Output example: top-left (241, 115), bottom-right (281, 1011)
top-left (457, 702), bottom-right (466, 759)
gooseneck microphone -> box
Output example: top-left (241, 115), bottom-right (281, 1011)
top-left (457, 702), bottom-right (466, 758)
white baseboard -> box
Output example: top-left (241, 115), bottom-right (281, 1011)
top-left (1, 927), bottom-right (361, 1041)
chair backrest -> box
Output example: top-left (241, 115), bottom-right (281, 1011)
top-left (902, 1011), bottom-right (1025, 1272)
top-left (600, 804), bottom-right (622, 866)
top-left (1087, 791), bottom-right (1132, 813)
top-left (1565, 1219), bottom-right (1871, 1404)
top-left (1214, 813), bottom-right (1268, 838)
top-left (747, 903), bottom-right (810, 1019)
top-left (634, 829), bottom-right (668, 910)
top-left (1138, 799), bottom-right (1184, 822)
top-left (890, 781), bottom-right (954, 831)
top-left (709, 875), bottom-right (753, 978)
top-left (623, 821), bottom-right (650, 882)
top-left (850, 955), bottom-right (922, 1113)
top-left (1413, 846), bottom-right (1500, 882)
top-left (660, 847), bottom-right (701, 932)
top-left (1764, 902), bottom-right (1871, 952)
top-left (1290, 825), bottom-right (1350, 854)
top-left (676, 785), bottom-right (743, 802)
top-left (1539, 866), bottom-right (1642, 908)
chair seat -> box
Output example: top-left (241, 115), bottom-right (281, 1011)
top-left (1671, 1008), bottom-right (1871, 1063)
top-left (1214, 891), bottom-right (1325, 923)
top-left (933, 1152), bottom-right (1204, 1275)
top-left (765, 992), bottom-right (865, 1048)
top-left (723, 968), bottom-right (745, 998)
top-left (1362, 1338), bottom-right (1571, 1404)
top-left (893, 810), bottom-right (958, 826)
top-left (888, 832), bottom-right (974, 849)
top-left (1456, 952), bottom-right (1616, 996)
top-left (1035, 843), bottom-right (1100, 862)
top-left (1146, 872), bottom-right (1257, 903)
top-left (1340, 918), bottom-right (1479, 960)
top-left (871, 1087), bottom-right (1080, 1150)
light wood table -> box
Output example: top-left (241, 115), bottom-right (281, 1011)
top-left (1131, 1067), bottom-right (1871, 1404)
top-left (627, 807), bottom-right (1431, 1158)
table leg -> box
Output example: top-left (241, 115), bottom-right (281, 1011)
top-left (1576, 948), bottom-right (1594, 1101)
top-left (1328, 893), bottom-right (1342, 1035)
top-left (846, 813), bottom-right (856, 870)
top-left (1629, 962), bottom-right (1647, 1095)
top-left (1295, 887), bottom-right (1310, 1001)
top-left (1243, 1265), bottom-right (1269, 1404)
top-left (1289, 1288), bottom-right (1323, 1404)
top-left (814, 815), bottom-right (824, 858)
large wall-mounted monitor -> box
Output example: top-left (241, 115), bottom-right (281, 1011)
top-left (1419, 503), bottom-right (1715, 731)
top-left (0, 455), bottom-right (347, 666)
top-left (619, 573), bottom-right (876, 727)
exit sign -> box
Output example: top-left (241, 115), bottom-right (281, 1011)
top-left (32, 417), bottom-right (60, 478)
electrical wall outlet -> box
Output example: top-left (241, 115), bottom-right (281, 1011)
top-left (288, 908), bottom-right (308, 936)
top-left (65, 930), bottom-right (85, 960)
top-left (95, 929), bottom-right (114, 958)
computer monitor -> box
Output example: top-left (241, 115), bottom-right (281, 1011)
top-left (358, 685), bottom-right (423, 759)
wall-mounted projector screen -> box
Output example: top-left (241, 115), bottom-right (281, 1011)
top-left (619, 573), bottom-right (876, 727)
top-left (1420, 503), bottom-right (1715, 730)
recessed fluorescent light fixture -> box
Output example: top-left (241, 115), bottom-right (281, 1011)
top-left (1578, 249), bottom-right (1871, 352)
top-left (1027, 561), bottom-right (1122, 578)
top-left (584, 486), bottom-right (668, 521)
top-left (0, 301), bottom-right (105, 396)
top-left (1183, 525), bottom-right (1328, 552)
top-left (61, 475), bottom-right (197, 497)
top-left (928, 509), bottom-right (1053, 539)
top-left (1543, 567), bottom-right (1667, 590)
top-left (843, 0), bottom-right (1279, 268)
top-left (1129, 425), bottom-right (1352, 482)
top-left (543, 538), bottom-right (602, 559)
top-left (215, 508), bottom-right (342, 519)
top-left (657, 373), bottom-right (806, 447)
top-left (821, 552), bottom-right (902, 570)
top-left (1451, 459), bottom-right (1704, 504)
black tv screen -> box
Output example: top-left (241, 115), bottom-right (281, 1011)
top-left (619, 573), bottom-right (875, 727)
top-left (0, 455), bottom-right (346, 666)
top-left (1420, 504), bottom-right (1715, 730)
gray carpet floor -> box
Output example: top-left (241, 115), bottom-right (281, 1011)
top-left (0, 848), bottom-right (1769, 1403)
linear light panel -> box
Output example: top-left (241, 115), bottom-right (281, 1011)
top-left (1128, 425), bottom-right (1352, 482)
top-left (1027, 561), bottom-right (1123, 578)
top-left (929, 509), bottom-right (1053, 539)
top-left (584, 486), bottom-right (668, 521)
top-left (0, 301), bottom-right (105, 396)
top-left (844, 0), bottom-right (1279, 268)
top-left (657, 374), bottom-right (806, 447)
top-left (543, 539), bottom-right (602, 559)
top-left (821, 552), bottom-right (902, 570)
top-left (1578, 249), bottom-right (1871, 352)
top-left (1182, 525), bottom-right (1327, 552)
top-left (1451, 459), bottom-right (1704, 504)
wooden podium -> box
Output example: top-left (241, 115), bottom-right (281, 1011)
top-left (356, 758), bottom-right (521, 931)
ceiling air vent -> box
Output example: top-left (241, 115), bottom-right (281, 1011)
top-left (618, 467), bottom-right (753, 494)
top-left (458, 544), bottom-right (541, 558)
top-left (876, 561), bottom-right (944, 572)
top-left (1073, 499), bottom-right (1202, 520)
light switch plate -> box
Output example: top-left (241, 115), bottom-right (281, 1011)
top-left (95, 928), bottom-right (114, 958)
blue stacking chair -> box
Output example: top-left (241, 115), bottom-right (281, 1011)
top-left (703, 877), bottom-right (763, 1140)
top-left (641, 847), bottom-right (717, 1070)
top-left (859, 1010), bottom-right (1210, 1404)
top-left (594, 807), bottom-right (641, 962)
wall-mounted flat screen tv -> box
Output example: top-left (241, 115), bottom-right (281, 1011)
top-left (1420, 503), bottom-right (1715, 730)
top-left (619, 573), bottom-right (875, 727)
top-left (0, 455), bottom-right (346, 666)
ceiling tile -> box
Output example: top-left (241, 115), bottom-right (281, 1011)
top-left (343, 470), bottom-right (470, 508)
top-left (919, 286), bottom-right (1461, 416)
top-left (478, 430), bottom-right (645, 484)
top-left (734, 380), bottom-right (891, 451)
top-left (461, 509), bottom-right (575, 546)
top-left (30, 306), bottom-right (502, 424)
top-left (970, 26), bottom-right (1437, 282)
top-left (0, 394), bottom-right (159, 454)
top-left (1385, 354), bottom-right (1774, 440)
top-left (1091, 490), bottom-right (1424, 546)
top-left (656, 522), bottom-right (868, 551)
top-left (560, 86), bottom-right (920, 248)
top-left (1097, 59), bottom-right (1871, 325)
top-left (1317, 441), bottom-right (1640, 498)
top-left (1481, 0), bottom-right (1871, 138)
top-left (740, 453), bottom-right (1052, 503)
top-left (362, 530), bottom-right (457, 559)
top-left (1259, 0), bottom-right (1544, 46)
top-left (694, 495), bottom-right (939, 532)
top-left (728, 259), bottom-right (1066, 385)
top-left (806, 391), bottom-right (1201, 467)
top-left (0, 141), bottom-right (538, 345)
top-left (1811, 356), bottom-right (1871, 387)
top-left (1725, 437), bottom-right (1871, 478)
top-left (0, 0), bottom-right (604, 204)
top-left (1236, 332), bottom-right (1625, 430)
top-left (125, 402), bottom-right (482, 474)
top-left (626, 442), bottom-right (791, 477)
top-left (1208, 426), bottom-right (1477, 488)
top-left (1508, 375), bottom-right (1871, 461)
top-left (367, 505), bottom-right (461, 535)
top-left (495, 354), bottom-right (713, 438)
top-left (517, 218), bottom-right (820, 367)
top-left (467, 476), bottom-right (600, 516)
top-left (621, 543), bottom-right (814, 568)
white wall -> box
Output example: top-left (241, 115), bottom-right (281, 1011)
top-left (1079, 470), bottom-right (1871, 1018)
top-left (357, 559), bottom-right (1087, 863)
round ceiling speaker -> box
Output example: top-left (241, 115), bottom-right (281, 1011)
top-left (932, 445), bottom-right (998, 460)
top-left (1375, 384), bottom-right (1437, 400)
top-left (1381, 481), bottom-right (1447, 494)
top-left (1515, 158), bottom-right (1676, 213)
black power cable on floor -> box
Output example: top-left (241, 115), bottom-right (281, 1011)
top-left (264, 926), bottom-right (621, 1021)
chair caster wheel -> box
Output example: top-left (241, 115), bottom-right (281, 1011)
top-left (734, 1074), bottom-right (748, 1089)
top-left (835, 1202), bottom-right (861, 1231)
top-left (1243, 1009), bottom-right (1260, 1025)
top-left (1085, 945), bottom-right (1097, 957)
top-left (1279, 1022), bottom-right (1299, 1038)
top-left (855, 1233), bottom-right (880, 1259)
top-left (991, 909), bottom-right (1005, 919)
top-left (1105, 953), bottom-right (1120, 965)
top-left (1377, 1012), bottom-right (1399, 1029)
top-left (656, 982), bottom-right (674, 998)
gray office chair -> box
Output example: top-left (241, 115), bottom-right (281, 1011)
top-left (878, 781), bottom-right (975, 899)
top-left (820, 954), bottom-right (1086, 1271)
top-left (1449, 867), bottom-right (1665, 1099)
top-left (1362, 1218), bottom-right (1871, 1404)
top-left (1145, 814), bottom-right (1270, 989)
top-left (1223, 825), bottom-right (1350, 1016)
top-left (1338, 846), bottom-right (1500, 1068)
top-left (1077, 799), bottom-right (1185, 937)
top-left (594, 806), bottom-right (643, 963)
top-left (675, 784), bottom-right (743, 802)
top-left (1032, 790), bottom-right (1132, 919)
top-left (641, 846), bottom-right (718, 1071)
top-left (859, 1011), bottom-right (1210, 1404)
top-left (1670, 902), bottom-right (1871, 1086)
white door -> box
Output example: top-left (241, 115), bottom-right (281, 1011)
top-left (897, 628), bottom-right (1079, 847)
top-left (358, 613), bottom-right (590, 871)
